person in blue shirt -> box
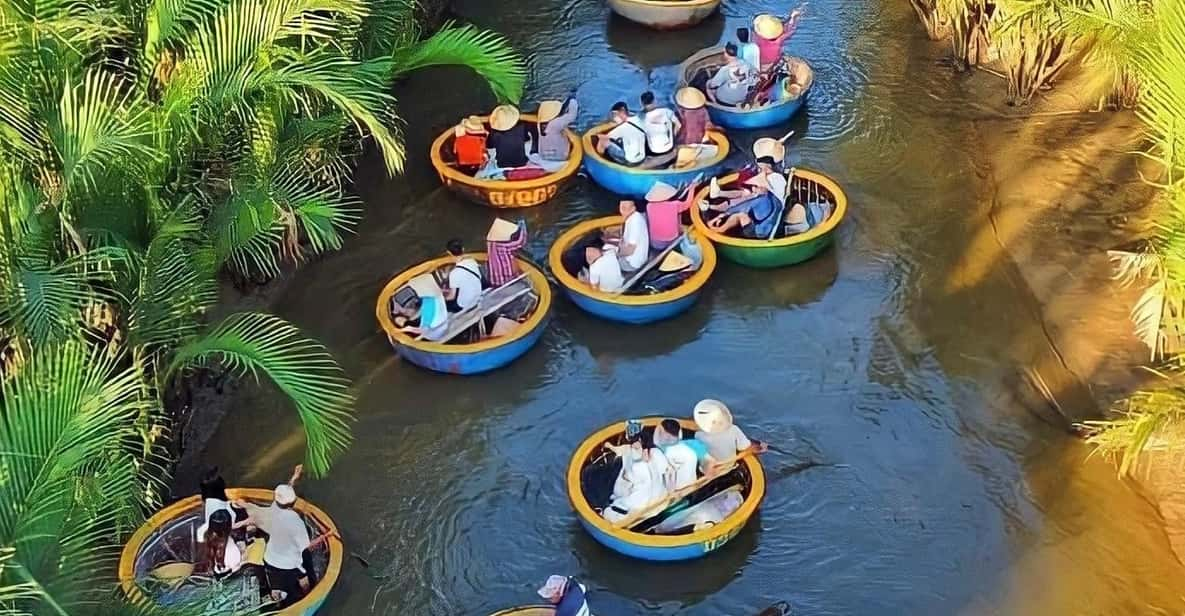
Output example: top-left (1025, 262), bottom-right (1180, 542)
top-left (537, 575), bottom-right (591, 616)
top-left (391, 292), bottom-right (449, 341)
top-left (653, 418), bottom-right (719, 489)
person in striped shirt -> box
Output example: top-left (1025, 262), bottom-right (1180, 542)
top-left (485, 218), bottom-right (528, 287)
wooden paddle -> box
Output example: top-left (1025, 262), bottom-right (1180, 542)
top-left (610, 447), bottom-right (759, 531)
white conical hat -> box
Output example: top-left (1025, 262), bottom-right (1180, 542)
top-left (645, 181), bottom-right (678, 202)
top-left (693, 399), bottom-right (734, 434)
top-left (486, 217), bottom-right (518, 242)
top-left (489, 105), bottom-right (520, 131)
top-left (537, 100), bottom-right (563, 123)
top-left (754, 14), bottom-right (784, 39)
top-left (675, 87), bottom-right (706, 109)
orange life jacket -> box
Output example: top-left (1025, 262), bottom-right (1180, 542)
top-left (454, 134), bottom-right (487, 167)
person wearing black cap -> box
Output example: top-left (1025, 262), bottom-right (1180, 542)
top-left (705, 42), bottom-right (757, 106)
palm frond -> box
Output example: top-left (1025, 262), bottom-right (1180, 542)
top-left (387, 21), bottom-right (526, 104)
top-left (0, 341), bottom-right (153, 613)
top-left (50, 70), bottom-right (159, 198)
top-left (206, 185), bottom-right (284, 278)
top-left (168, 312), bottom-right (354, 476)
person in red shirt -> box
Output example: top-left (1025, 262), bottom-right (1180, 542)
top-left (675, 87), bottom-right (716, 146)
top-left (452, 115), bottom-right (488, 173)
top-left (753, 8), bottom-right (803, 68)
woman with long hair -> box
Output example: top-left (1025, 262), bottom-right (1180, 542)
top-left (200, 509), bottom-right (242, 578)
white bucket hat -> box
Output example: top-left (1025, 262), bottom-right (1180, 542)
top-left (274, 483), bottom-right (297, 506)
top-left (693, 399), bottom-right (734, 434)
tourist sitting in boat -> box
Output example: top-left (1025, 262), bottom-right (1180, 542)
top-left (233, 477), bottom-right (334, 609)
top-left (644, 179), bottom-right (700, 250)
top-left (602, 430), bottom-right (671, 524)
top-left (198, 467), bottom-right (245, 539)
top-left (535, 96), bottom-right (579, 167)
top-left (390, 290), bottom-right (449, 341)
top-left (654, 418), bottom-right (716, 489)
top-left (706, 139), bottom-right (788, 239)
top-left (602, 199), bottom-right (651, 274)
top-left (581, 245), bottom-right (625, 293)
top-left (736, 27), bottom-right (762, 69)
top-left (537, 575), bottom-right (592, 616)
top-left (451, 115), bottom-right (488, 173)
top-left (486, 218), bottom-right (527, 286)
top-left (476, 105), bottom-right (537, 180)
top-left (443, 238), bottom-right (483, 313)
top-left (705, 43), bottom-right (757, 107)
top-left (753, 8), bottom-right (804, 68)
top-left (197, 509), bottom-right (243, 579)
top-left (640, 90), bottom-right (680, 164)
top-left (694, 399), bottom-right (768, 462)
top-left (593, 101), bottom-right (647, 166)
top-left (674, 87), bottom-right (720, 161)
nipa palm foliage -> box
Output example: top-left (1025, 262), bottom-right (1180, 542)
top-left (0, 0), bottom-right (526, 611)
top-left (1076, 0), bottom-right (1185, 473)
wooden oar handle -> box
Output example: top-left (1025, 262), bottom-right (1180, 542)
top-left (610, 448), bottom-right (757, 530)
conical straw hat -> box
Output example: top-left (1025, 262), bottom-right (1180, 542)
top-left (645, 181), bottom-right (678, 202)
top-left (754, 14), bottom-right (784, 39)
top-left (489, 105), bottom-right (520, 131)
top-left (752, 137), bottom-right (786, 164)
top-left (693, 399), bottom-right (734, 434)
top-left (658, 251), bottom-right (693, 272)
top-left (675, 87), bottom-right (706, 110)
top-left (786, 203), bottom-right (807, 225)
top-left (537, 100), bottom-right (563, 123)
top-left (486, 217), bottom-right (519, 242)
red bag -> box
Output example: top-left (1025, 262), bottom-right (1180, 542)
top-left (454, 135), bottom-right (487, 167)
top-left (504, 167), bottom-right (548, 181)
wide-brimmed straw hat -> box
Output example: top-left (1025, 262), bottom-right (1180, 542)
top-left (693, 399), bottom-right (734, 434)
top-left (675, 87), bottom-right (706, 110)
top-left (489, 105), bottom-right (520, 131)
top-left (537, 100), bottom-right (563, 124)
top-left (645, 181), bottom-right (678, 202)
top-left (674, 146), bottom-right (699, 169)
top-left (753, 137), bottom-right (786, 164)
top-left (754, 14), bottom-right (784, 39)
top-left (486, 217), bottom-right (519, 242)
top-left (786, 203), bottom-right (808, 225)
top-left (658, 251), bottom-right (693, 273)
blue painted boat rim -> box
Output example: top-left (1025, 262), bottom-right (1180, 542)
top-left (547, 216), bottom-right (717, 306)
top-left (580, 124), bottom-right (730, 176)
top-left (566, 417), bottom-right (766, 549)
top-left (375, 254), bottom-right (552, 355)
top-left (677, 46), bottom-right (814, 116)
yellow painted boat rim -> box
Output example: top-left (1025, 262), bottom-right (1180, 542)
top-left (614, 0), bottom-right (718, 7)
top-left (681, 49), bottom-right (814, 112)
top-left (430, 113), bottom-right (583, 191)
top-left (565, 418), bottom-right (766, 548)
top-left (375, 254), bottom-right (552, 354)
top-left (581, 125), bottom-right (730, 175)
top-left (547, 216), bottom-right (717, 306)
top-left (488, 606), bottom-right (556, 616)
top-left (118, 488), bottom-right (343, 614)
top-left (690, 169), bottom-right (848, 248)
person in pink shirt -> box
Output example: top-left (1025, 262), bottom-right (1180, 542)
top-left (753, 8), bottom-right (803, 68)
top-left (643, 178), bottom-right (701, 250)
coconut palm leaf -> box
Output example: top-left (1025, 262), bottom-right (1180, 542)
top-left (168, 312), bottom-right (354, 476)
top-left (0, 341), bottom-right (153, 613)
top-left (207, 185), bottom-right (284, 278)
top-left (123, 203), bottom-right (219, 356)
top-left (50, 70), bottom-right (159, 199)
top-left (387, 21), bottom-right (526, 104)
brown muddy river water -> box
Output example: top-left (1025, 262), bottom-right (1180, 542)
top-left (198, 0), bottom-right (1185, 613)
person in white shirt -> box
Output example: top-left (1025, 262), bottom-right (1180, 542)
top-left (639, 91), bottom-right (680, 156)
top-left (612, 200), bottom-right (650, 273)
top-left (602, 432), bottom-right (671, 524)
top-left (593, 101), bottom-right (646, 166)
top-left (582, 245), bottom-right (624, 292)
top-left (235, 471), bottom-right (334, 609)
top-left (443, 238), bottom-right (482, 313)
top-left (706, 43), bottom-right (757, 107)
